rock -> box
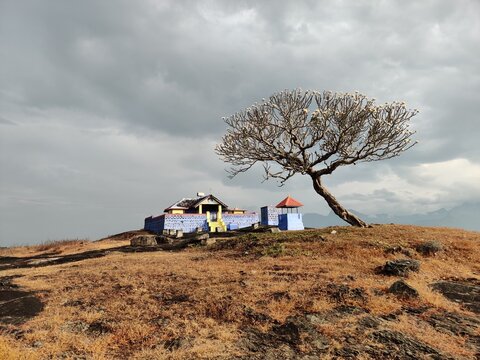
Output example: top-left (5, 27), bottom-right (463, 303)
top-left (201, 238), bottom-right (216, 246)
top-left (358, 316), bottom-right (381, 329)
top-left (335, 346), bottom-right (361, 358)
top-left (62, 299), bottom-right (84, 307)
top-left (385, 245), bottom-right (412, 257)
top-left (271, 291), bottom-right (291, 301)
top-left (388, 280), bottom-right (419, 299)
top-left (269, 227), bottom-right (280, 233)
top-left (62, 320), bottom-right (89, 333)
top-left (238, 314), bottom-right (331, 359)
top-left (427, 311), bottom-right (480, 337)
top-left (175, 230), bottom-right (183, 238)
top-left (153, 293), bottom-right (190, 305)
top-left (164, 336), bottom-right (192, 350)
top-left (325, 283), bottom-right (367, 305)
top-left (416, 241), bottom-right (442, 256)
top-left (243, 307), bottom-right (275, 324)
top-left (272, 315), bottom-right (331, 350)
top-left (370, 330), bottom-right (447, 359)
top-left (272, 320), bottom-right (301, 345)
top-left (88, 320), bottom-right (112, 335)
top-left (334, 305), bottom-right (367, 315)
top-left (330, 230), bottom-right (337, 234)
top-left (130, 235), bottom-right (157, 246)
top-left (377, 259), bottom-right (420, 277)
top-left (431, 279), bottom-right (480, 313)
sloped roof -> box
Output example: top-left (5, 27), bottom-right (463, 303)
top-left (275, 195), bottom-right (303, 208)
top-left (164, 194), bottom-right (228, 212)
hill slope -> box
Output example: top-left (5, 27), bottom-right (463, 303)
top-left (0, 225), bottom-right (479, 359)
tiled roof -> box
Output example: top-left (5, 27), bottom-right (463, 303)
top-left (164, 194), bottom-right (228, 212)
top-left (276, 195), bottom-right (303, 208)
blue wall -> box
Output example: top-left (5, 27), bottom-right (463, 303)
top-left (145, 213), bottom-right (258, 234)
top-left (223, 213), bottom-right (259, 229)
top-left (144, 215), bottom-right (165, 234)
top-left (278, 213), bottom-right (304, 231)
top-left (261, 206), bottom-right (279, 226)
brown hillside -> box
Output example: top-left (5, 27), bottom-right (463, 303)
top-left (0, 225), bottom-right (479, 359)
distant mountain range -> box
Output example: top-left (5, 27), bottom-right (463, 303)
top-left (303, 202), bottom-right (480, 231)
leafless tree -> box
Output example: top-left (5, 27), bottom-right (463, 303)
top-left (215, 89), bottom-right (418, 227)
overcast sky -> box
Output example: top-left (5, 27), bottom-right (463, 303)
top-left (1, 0), bottom-right (479, 245)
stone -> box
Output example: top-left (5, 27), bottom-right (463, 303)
top-left (175, 230), bottom-right (183, 238)
top-left (164, 336), bottom-right (192, 351)
top-left (358, 316), bottom-right (381, 329)
top-left (269, 227), bottom-right (280, 233)
top-left (88, 320), bottom-right (112, 335)
top-left (201, 238), bottom-right (216, 246)
top-left (330, 230), bottom-right (337, 234)
top-left (130, 235), bottom-right (157, 246)
top-left (216, 226), bottom-right (225, 233)
top-left (431, 279), bottom-right (480, 313)
top-left (377, 259), bottom-right (420, 277)
top-left (427, 311), bottom-right (480, 337)
top-left (253, 223), bottom-right (259, 229)
top-left (370, 330), bottom-right (446, 359)
top-left (388, 280), bottom-right (419, 299)
top-left (416, 241), bottom-right (442, 256)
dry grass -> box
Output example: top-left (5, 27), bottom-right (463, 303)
top-left (0, 225), bottom-right (479, 359)
top-left (0, 239), bottom-right (130, 258)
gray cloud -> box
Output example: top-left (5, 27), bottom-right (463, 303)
top-left (1, 0), bottom-right (479, 244)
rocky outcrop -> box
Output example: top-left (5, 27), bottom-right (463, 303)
top-left (377, 259), bottom-right (420, 277)
top-left (130, 235), bottom-right (158, 246)
top-left (415, 241), bottom-right (442, 256)
top-left (388, 280), bottom-right (419, 299)
top-left (431, 279), bottom-right (480, 314)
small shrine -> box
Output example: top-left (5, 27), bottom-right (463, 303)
top-left (276, 195), bottom-right (304, 230)
top-left (260, 195), bottom-right (305, 230)
top-left (144, 193), bottom-right (258, 234)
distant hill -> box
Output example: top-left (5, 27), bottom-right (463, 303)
top-left (304, 202), bottom-right (480, 231)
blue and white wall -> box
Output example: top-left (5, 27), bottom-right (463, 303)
top-left (223, 213), bottom-right (259, 230)
top-left (145, 213), bottom-right (258, 234)
top-left (278, 213), bottom-right (304, 231)
top-left (260, 206), bottom-right (279, 226)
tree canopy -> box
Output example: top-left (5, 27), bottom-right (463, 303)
top-left (216, 89), bottom-right (418, 227)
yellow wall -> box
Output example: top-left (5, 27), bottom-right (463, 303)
top-left (170, 209), bottom-right (184, 214)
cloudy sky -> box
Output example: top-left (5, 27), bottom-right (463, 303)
top-left (1, 0), bottom-right (479, 245)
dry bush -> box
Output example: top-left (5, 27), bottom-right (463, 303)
top-left (33, 239), bottom-right (89, 252)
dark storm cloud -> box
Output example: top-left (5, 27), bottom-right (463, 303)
top-left (3, 0), bottom-right (477, 145)
top-left (1, 0), bottom-right (479, 244)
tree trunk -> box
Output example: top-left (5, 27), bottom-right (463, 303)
top-left (311, 175), bottom-right (368, 227)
